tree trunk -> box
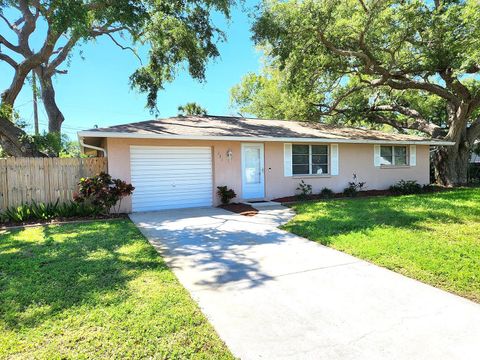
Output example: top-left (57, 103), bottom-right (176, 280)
top-left (433, 142), bottom-right (470, 186)
top-left (36, 69), bottom-right (64, 133)
top-left (0, 115), bottom-right (45, 157)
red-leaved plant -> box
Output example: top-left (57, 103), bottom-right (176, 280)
top-left (74, 172), bottom-right (134, 214)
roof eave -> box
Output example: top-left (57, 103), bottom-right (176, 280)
top-left (77, 131), bottom-right (455, 146)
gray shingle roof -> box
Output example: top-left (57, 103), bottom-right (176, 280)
top-left (79, 115), bottom-right (450, 144)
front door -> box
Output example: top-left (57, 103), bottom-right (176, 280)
top-left (241, 143), bottom-right (265, 199)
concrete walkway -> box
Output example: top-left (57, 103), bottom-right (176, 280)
top-left (130, 206), bottom-right (480, 360)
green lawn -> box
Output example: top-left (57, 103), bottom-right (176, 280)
top-left (283, 188), bottom-right (480, 303)
top-left (0, 220), bottom-right (233, 359)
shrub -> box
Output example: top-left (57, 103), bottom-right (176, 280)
top-left (296, 180), bottom-right (313, 200)
top-left (343, 173), bottom-right (366, 197)
top-left (319, 187), bottom-right (334, 198)
top-left (0, 200), bottom-right (103, 224)
top-left (389, 180), bottom-right (422, 195)
top-left (74, 172), bottom-right (134, 213)
top-left (217, 186), bottom-right (236, 205)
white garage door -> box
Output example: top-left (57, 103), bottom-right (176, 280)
top-left (130, 146), bottom-right (213, 212)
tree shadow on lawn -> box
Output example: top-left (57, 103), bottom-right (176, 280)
top-left (0, 220), bottom-right (168, 330)
top-left (285, 189), bottom-right (480, 245)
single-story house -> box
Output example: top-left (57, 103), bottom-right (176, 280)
top-left (78, 115), bottom-right (453, 212)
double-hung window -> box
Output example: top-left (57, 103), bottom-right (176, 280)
top-left (380, 145), bottom-right (408, 166)
top-left (292, 144), bottom-right (329, 175)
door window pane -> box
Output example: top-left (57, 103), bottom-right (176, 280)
top-left (245, 147), bottom-right (260, 184)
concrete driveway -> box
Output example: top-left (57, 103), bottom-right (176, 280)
top-left (130, 206), bottom-right (480, 360)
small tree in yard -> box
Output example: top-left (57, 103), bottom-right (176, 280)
top-left (74, 172), bottom-right (134, 214)
top-left (248, 0), bottom-right (480, 185)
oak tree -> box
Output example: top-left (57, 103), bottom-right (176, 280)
top-left (0, 0), bottom-right (232, 156)
top-left (250, 0), bottom-right (480, 185)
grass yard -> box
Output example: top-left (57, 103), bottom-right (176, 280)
top-left (0, 220), bottom-right (233, 359)
top-left (283, 188), bottom-right (480, 303)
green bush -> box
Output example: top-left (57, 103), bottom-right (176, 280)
top-left (319, 187), bottom-right (334, 198)
top-left (343, 174), bottom-right (366, 197)
top-left (296, 180), bottom-right (313, 200)
top-left (0, 201), bottom-right (103, 225)
top-left (389, 180), bottom-right (422, 195)
top-left (74, 172), bottom-right (134, 214)
top-left (217, 186), bottom-right (236, 205)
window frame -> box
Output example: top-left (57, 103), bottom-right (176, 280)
top-left (292, 144), bottom-right (329, 176)
top-left (380, 145), bottom-right (409, 166)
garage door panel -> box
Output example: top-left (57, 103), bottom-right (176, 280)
top-left (133, 188), bottom-right (213, 199)
top-left (131, 169), bottom-right (212, 177)
top-left (130, 146), bottom-right (213, 212)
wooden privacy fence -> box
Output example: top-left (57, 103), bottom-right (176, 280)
top-left (0, 157), bottom-right (107, 209)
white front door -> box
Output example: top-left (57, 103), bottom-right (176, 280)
top-left (241, 143), bottom-right (265, 199)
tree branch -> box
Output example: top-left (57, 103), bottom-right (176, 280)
top-left (369, 104), bottom-right (442, 136)
top-left (0, 13), bottom-right (21, 34)
top-left (439, 68), bottom-right (472, 101)
top-left (46, 36), bottom-right (78, 74)
top-left (0, 53), bottom-right (18, 69)
top-left (105, 33), bottom-right (142, 64)
top-left (0, 34), bottom-right (20, 52)
top-left (317, 30), bottom-right (460, 105)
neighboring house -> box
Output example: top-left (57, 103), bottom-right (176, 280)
top-left (78, 115), bottom-right (453, 212)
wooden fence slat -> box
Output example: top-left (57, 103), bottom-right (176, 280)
top-left (0, 157), bottom-right (107, 209)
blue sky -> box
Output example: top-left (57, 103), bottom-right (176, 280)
top-left (0, 1), bottom-right (261, 139)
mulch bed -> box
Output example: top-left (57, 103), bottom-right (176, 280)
top-left (272, 186), bottom-right (450, 204)
top-left (219, 203), bottom-right (259, 217)
top-left (0, 213), bottom-right (128, 230)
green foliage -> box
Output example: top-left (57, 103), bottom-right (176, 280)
top-left (284, 188), bottom-right (480, 302)
top-left (75, 172), bottom-right (134, 214)
top-left (217, 185), bottom-right (236, 205)
top-left (127, 0), bottom-right (232, 112)
top-left (296, 180), bottom-right (312, 200)
top-left (0, 200), bottom-right (102, 224)
top-left (343, 174), bottom-right (366, 197)
top-left (250, 0), bottom-right (480, 140)
top-left (230, 64), bottom-right (322, 120)
top-left (27, 132), bottom-right (81, 157)
top-left (389, 180), bottom-right (423, 195)
top-left (319, 187), bottom-right (334, 198)
top-left (1, 0), bottom-right (233, 120)
top-left (178, 102), bottom-right (207, 116)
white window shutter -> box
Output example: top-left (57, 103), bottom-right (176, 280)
top-left (284, 143), bottom-right (293, 176)
top-left (410, 145), bottom-right (417, 166)
top-left (330, 144), bottom-right (339, 175)
top-left (374, 145), bottom-right (381, 167)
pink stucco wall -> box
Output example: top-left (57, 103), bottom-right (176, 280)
top-left (104, 138), bottom-right (430, 212)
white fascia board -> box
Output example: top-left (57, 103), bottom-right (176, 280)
top-left (77, 131), bottom-right (455, 146)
